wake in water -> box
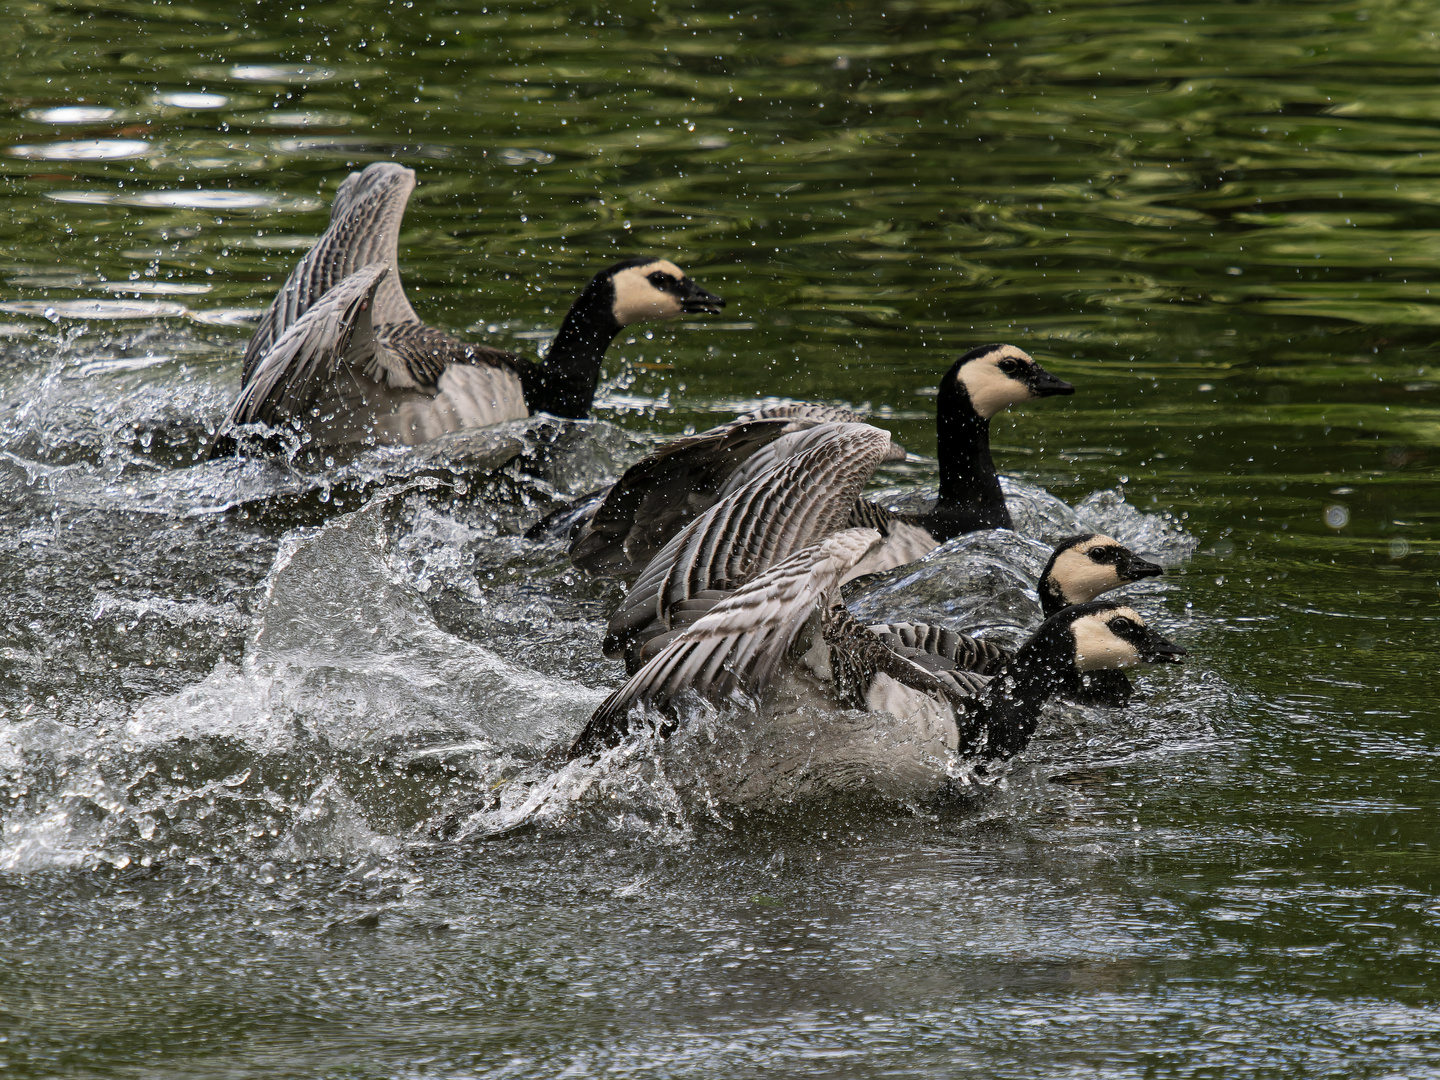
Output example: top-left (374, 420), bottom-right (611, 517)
top-left (0, 458), bottom-right (1220, 870)
top-left (0, 324), bottom-right (1219, 869)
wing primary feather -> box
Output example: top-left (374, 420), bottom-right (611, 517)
top-left (216, 264), bottom-right (388, 449)
top-left (570, 528), bottom-right (882, 758)
top-left (604, 423), bottom-right (896, 665)
top-left (241, 163), bottom-right (418, 386)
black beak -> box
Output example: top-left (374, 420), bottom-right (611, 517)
top-left (1119, 552), bottom-right (1165, 581)
top-left (679, 279), bottom-right (725, 315)
top-left (1029, 364), bottom-right (1075, 398)
top-left (1140, 631), bottom-right (1186, 664)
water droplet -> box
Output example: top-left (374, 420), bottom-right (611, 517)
top-left (1324, 504), bottom-right (1349, 529)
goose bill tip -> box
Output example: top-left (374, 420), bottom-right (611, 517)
top-left (1036, 379), bottom-right (1075, 397)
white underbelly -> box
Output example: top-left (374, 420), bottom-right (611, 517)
top-left (303, 364), bottom-right (529, 446)
top-left (390, 364), bottom-right (528, 444)
top-left (660, 669), bottom-right (963, 807)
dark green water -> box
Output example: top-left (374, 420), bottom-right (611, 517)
top-left (2, 0), bottom-right (1440, 1075)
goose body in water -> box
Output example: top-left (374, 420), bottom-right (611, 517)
top-left (563, 344), bottom-right (1071, 578)
top-left (601, 377), bottom-right (1074, 673)
top-left (211, 162), bottom-right (723, 456)
top-left (867, 532), bottom-right (1166, 706)
top-left (564, 529), bottom-right (1184, 802)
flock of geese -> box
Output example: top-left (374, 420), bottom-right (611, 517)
top-left (212, 162), bottom-right (1187, 800)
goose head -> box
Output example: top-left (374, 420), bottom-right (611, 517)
top-left (1062, 602), bottom-right (1186, 672)
top-left (602, 257), bottom-right (725, 326)
top-left (968, 600), bottom-right (1184, 762)
top-left (1039, 534), bottom-right (1164, 616)
top-left (941, 344), bottom-right (1074, 420)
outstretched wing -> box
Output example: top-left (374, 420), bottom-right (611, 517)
top-left (223, 263), bottom-right (389, 434)
top-left (569, 417), bottom-right (802, 577)
top-left (242, 162), bottom-right (420, 387)
top-left (571, 529), bottom-right (883, 757)
top-left (572, 412), bottom-right (903, 578)
top-left (603, 422), bottom-right (898, 665)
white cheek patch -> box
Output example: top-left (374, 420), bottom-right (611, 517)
top-left (611, 263), bottom-right (684, 326)
top-left (1050, 543), bottom-right (1124, 604)
top-left (1072, 608), bottom-right (1143, 671)
top-left (958, 357), bottom-right (1033, 419)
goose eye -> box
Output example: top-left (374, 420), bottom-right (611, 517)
top-left (997, 358), bottom-right (1020, 375)
top-left (1108, 617), bottom-right (1136, 634)
top-left (1088, 546), bottom-right (1114, 563)
top-left (647, 271), bottom-right (674, 289)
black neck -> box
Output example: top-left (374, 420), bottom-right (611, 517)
top-left (1038, 579), bottom-right (1068, 619)
top-left (520, 289), bottom-right (622, 419)
top-left (957, 634), bottom-right (1072, 761)
top-left (926, 383), bottom-right (1010, 540)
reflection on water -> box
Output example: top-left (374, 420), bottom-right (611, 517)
top-left (1, 0), bottom-right (1439, 1075)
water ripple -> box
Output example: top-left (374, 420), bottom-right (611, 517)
top-left (7, 139), bottom-right (149, 160)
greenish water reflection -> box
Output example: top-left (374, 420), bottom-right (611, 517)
top-left (2, 0), bottom-right (1440, 1075)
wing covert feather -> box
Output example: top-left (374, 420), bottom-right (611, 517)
top-left (241, 162), bottom-right (418, 385)
top-left (572, 529), bottom-right (883, 756)
top-left (866, 621), bottom-right (1011, 676)
top-left (603, 422), bottom-right (897, 662)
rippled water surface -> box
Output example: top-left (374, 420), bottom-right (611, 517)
top-left (3, 0), bottom-right (1440, 1075)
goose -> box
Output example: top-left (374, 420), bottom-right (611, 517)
top-left (601, 391), bottom-right (1068, 672)
top-left (209, 161), bottom-right (723, 456)
top-left (564, 529), bottom-right (1185, 794)
top-left (867, 532), bottom-right (1166, 706)
top-left (564, 343), bottom-right (1071, 578)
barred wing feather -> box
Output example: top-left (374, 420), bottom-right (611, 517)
top-left (225, 264), bottom-right (388, 432)
top-left (867, 621), bottom-right (1011, 677)
top-left (571, 408), bottom-right (902, 579)
top-left (241, 162), bottom-right (419, 386)
top-left (603, 422), bottom-right (897, 663)
top-left (573, 529), bottom-right (883, 756)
